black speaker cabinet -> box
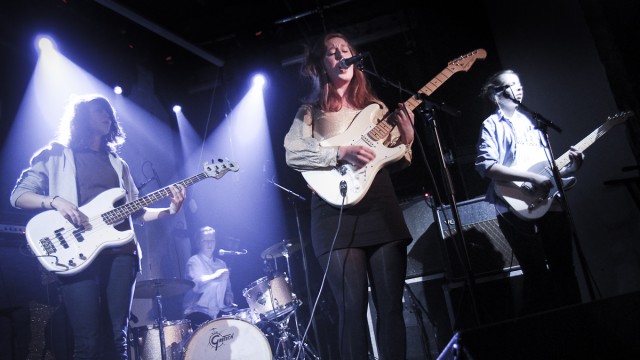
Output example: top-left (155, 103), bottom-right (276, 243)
top-left (400, 196), bottom-right (445, 279)
top-left (437, 291), bottom-right (640, 359)
top-left (436, 197), bottom-right (519, 280)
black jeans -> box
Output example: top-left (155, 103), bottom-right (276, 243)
top-left (318, 240), bottom-right (407, 360)
top-left (498, 211), bottom-right (581, 314)
top-left (59, 254), bottom-right (138, 360)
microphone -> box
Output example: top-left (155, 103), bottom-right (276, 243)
top-left (502, 89), bottom-right (518, 102)
top-left (338, 52), bottom-right (369, 70)
top-left (218, 249), bottom-right (248, 256)
top-left (494, 85), bottom-right (510, 93)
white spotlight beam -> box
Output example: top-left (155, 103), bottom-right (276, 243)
top-left (94, 0), bottom-right (224, 67)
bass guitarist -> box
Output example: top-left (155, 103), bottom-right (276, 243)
top-left (475, 69), bottom-right (584, 315)
top-left (10, 94), bottom-right (185, 359)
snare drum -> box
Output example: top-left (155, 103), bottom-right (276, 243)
top-left (130, 319), bottom-right (191, 360)
top-left (182, 318), bottom-right (272, 359)
top-left (243, 273), bottom-right (299, 321)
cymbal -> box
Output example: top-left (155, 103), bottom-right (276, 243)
top-left (135, 278), bottom-right (194, 298)
top-left (261, 240), bottom-right (300, 259)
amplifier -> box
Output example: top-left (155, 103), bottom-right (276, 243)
top-left (436, 197), bottom-right (518, 280)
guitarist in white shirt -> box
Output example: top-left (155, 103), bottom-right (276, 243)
top-left (10, 94), bottom-right (185, 359)
top-left (475, 70), bottom-right (584, 315)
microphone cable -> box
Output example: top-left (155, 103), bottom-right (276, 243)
top-left (296, 181), bottom-right (347, 360)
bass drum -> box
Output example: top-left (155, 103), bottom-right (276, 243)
top-left (182, 318), bottom-right (272, 359)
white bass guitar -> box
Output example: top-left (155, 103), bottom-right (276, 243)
top-left (25, 158), bottom-right (239, 275)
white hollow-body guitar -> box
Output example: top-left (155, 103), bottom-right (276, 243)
top-left (495, 111), bottom-right (632, 220)
top-left (25, 159), bottom-right (239, 275)
top-left (302, 49), bottom-right (487, 207)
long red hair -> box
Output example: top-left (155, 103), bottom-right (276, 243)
top-left (302, 33), bottom-right (379, 112)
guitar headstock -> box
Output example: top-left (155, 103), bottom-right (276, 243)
top-left (605, 111), bottom-right (633, 127)
top-left (204, 159), bottom-right (240, 179)
top-left (447, 49), bottom-right (487, 73)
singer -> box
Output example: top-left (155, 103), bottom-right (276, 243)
top-left (475, 69), bottom-right (584, 315)
top-left (284, 33), bottom-right (414, 360)
top-left (182, 226), bottom-right (235, 330)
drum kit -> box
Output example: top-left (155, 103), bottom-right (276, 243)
top-left (129, 239), bottom-right (320, 360)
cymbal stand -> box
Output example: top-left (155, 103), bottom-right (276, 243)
top-left (152, 289), bottom-right (168, 360)
top-left (271, 312), bottom-right (321, 360)
top-left (267, 178), bottom-right (322, 351)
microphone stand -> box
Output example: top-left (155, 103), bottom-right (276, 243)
top-left (506, 97), bottom-right (597, 301)
top-left (509, 98), bottom-right (563, 133)
top-left (266, 178), bottom-right (321, 356)
top-left (356, 64), bottom-right (481, 329)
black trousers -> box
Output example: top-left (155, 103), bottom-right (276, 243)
top-left (497, 210), bottom-right (582, 314)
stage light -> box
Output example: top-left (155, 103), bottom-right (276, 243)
top-left (113, 86), bottom-right (123, 95)
top-left (172, 105), bottom-right (182, 113)
top-left (252, 74), bottom-right (266, 88)
top-left (35, 36), bottom-right (56, 54)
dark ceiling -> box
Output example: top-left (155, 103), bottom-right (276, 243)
top-left (1, 0), bottom-right (427, 95)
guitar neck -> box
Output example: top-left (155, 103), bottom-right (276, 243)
top-left (368, 67), bottom-right (456, 142)
top-left (367, 49), bottom-right (486, 141)
top-left (103, 172), bottom-right (208, 224)
top-left (555, 120), bottom-right (619, 169)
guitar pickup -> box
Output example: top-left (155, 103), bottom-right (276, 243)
top-left (53, 228), bottom-right (69, 249)
top-left (520, 182), bottom-right (535, 193)
top-left (73, 225), bottom-right (86, 242)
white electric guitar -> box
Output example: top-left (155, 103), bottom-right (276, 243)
top-left (495, 111), bottom-right (632, 220)
top-left (25, 158), bottom-right (239, 275)
top-left (302, 49), bottom-right (487, 207)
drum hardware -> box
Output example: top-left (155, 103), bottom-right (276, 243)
top-left (243, 273), bottom-right (301, 322)
top-left (261, 240), bottom-right (301, 260)
top-left (252, 239), bottom-right (320, 359)
top-left (262, 313), bottom-right (320, 360)
top-left (266, 179), bottom-right (322, 352)
top-left (132, 278), bottom-right (194, 360)
top-left (130, 320), bottom-right (191, 360)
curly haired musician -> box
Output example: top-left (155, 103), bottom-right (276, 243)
top-left (475, 69), bottom-right (584, 314)
top-left (10, 94), bottom-right (185, 359)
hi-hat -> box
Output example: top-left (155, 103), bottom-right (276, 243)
top-left (261, 240), bottom-right (300, 259)
top-left (134, 278), bottom-right (194, 298)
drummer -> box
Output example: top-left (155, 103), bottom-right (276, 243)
top-left (182, 226), bottom-right (235, 330)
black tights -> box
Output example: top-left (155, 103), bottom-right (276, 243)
top-left (318, 241), bottom-right (407, 360)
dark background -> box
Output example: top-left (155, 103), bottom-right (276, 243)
top-left (1, 1), bottom-right (640, 359)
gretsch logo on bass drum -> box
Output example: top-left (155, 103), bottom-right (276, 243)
top-left (209, 327), bottom-right (234, 351)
